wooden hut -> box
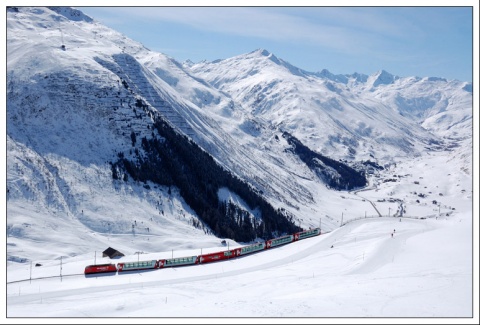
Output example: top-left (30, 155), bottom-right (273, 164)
top-left (102, 247), bottom-right (124, 259)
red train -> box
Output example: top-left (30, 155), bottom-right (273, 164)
top-left (84, 263), bottom-right (117, 274)
top-left (84, 228), bottom-right (321, 275)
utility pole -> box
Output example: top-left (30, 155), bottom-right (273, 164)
top-left (60, 256), bottom-right (63, 281)
top-left (59, 28), bottom-right (65, 50)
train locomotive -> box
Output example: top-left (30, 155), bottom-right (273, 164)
top-left (84, 227), bottom-right (321, 275)
top-left (84, 263), bottom-right (118, 274)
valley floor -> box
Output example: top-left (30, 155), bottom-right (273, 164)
top-left (7, 213), bottom-right (473, 319)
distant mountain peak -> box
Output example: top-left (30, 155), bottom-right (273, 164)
top-left (350, 72), bottom-right (369, 83)
top-left (47, 6), bottom-right (94, 23)
top-left (371, 69), bottom-right (398, 87)
top-left (253, 48), bottom-right (271, 57)
top-left (315, 69), bottom-right (348, 84)
top-left (423, 76), bottom-right (447, 82)
top-left (182, 59), bottom-right (195, 68)
top-left (373, 69), bottom-right (394, 79)
top-left (245, 48), bottom-right (282, 66)
top-left (319, 68), bottom-right (331, 75)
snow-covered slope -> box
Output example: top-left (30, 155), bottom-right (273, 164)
top-left (6, 213), bottom-right (473, 317)
top-left (7, 7), bottom-right (227, 262)
top-left (187, 48), bottom-right (472, 163)
top-left (6, 7), bottom-right (473, 268)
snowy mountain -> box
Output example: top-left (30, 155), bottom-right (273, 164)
top-left (5, 6), bottom-right (474, 319)
top-left (6, 6), bottom-right (472, 270)
top-left (187, 48), bottom-right (472, 162)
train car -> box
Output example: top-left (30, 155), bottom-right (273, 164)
top-left (84, 263), bottom-right (117, 274)
top-left (266, 234), bottom-right (294, 249)
top-left (295, 228), bottom-right (321, 241)
top-left (84, 227), bottom-right (324, 277)
top-left (157, 255), bottom-right (199, 268)
top-left (199, 249), bottom-right (240, 264)
top-left (117, 260), bottom-right (157, 272)
top-left (238, 242), bottom-right (266, 256)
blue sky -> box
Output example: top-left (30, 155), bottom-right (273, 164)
top-left (80, 6), bottom-right (474, 81)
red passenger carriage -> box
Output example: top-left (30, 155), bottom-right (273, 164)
top-left (199, 248), bottom-right (241, 264)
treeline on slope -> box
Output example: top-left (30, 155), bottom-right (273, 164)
top-left (111, 118), bottom-right (301, 242)
top-left (282, 132), bottom-right (367, 190)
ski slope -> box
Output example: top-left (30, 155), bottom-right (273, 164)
top-left (7, 214), bottom-right (472, 319)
